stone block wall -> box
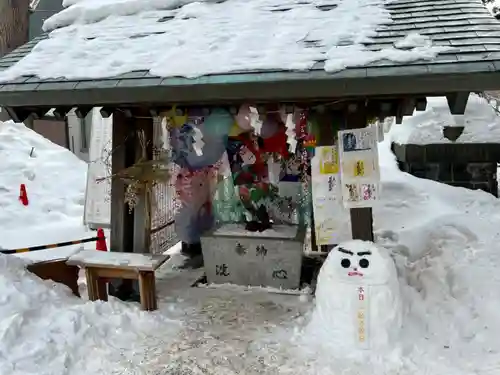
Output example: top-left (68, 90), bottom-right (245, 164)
top-left (392, 143), bottom-right (499, 197)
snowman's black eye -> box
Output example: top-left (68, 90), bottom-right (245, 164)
top-left (359, 258), bottom-right (369, 268)
top-left (341, 258), bottom-right (351, 268)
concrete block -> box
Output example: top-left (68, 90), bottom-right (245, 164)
top-left (201, 224), bottom-right (305, 290)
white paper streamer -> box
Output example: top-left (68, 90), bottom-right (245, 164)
top-left (249, 106), bottom-right (263, 135)
top-left (192, 126), bottom-right (205, 156)
top-left (285, 113), bottom-right (297, 152)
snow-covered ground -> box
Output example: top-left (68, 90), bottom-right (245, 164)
top-left (0, 121), bottom-right (92, 251)
top-left (2, 119), bottom-right (500, 374)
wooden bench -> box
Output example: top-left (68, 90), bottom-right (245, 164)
top-left (67, 251), bottom-right (170, 311)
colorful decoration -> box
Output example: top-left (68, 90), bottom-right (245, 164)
top-left (304, 134), bottom-right (316, 152)
top-left (202, 108), bottom-right (234, 138)
top-left (235, 104), bottom-right (253, 131)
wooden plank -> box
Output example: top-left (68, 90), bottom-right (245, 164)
top-left (67, 250), bottom-right (170, 271)
top-left (91, 267), bottom-right (139, 280)
top-left (312, 109), bottom-right (344, 252)
top-left (138, 271), bottom-right (157, 311)
top-left (27, 260), bottom-right (80, 297)
top-left (96, 277), bottom-right (108, 302)
top-left (110, 110), bottom-right (137, 299)
top-left (85, 268), bottom-right (98, 301)
top-left (110, 110), bottom-right (134, 254)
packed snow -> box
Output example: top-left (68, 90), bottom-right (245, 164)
top-left (0, 0), bottom-right (449, 81)
top-left (391, 93), bottom-right (500, 144)
top-left (0, 121), bottom-right (91, 251)
top-left (3, 113), bottom-right (500, 374)
top-left (0, 254), bottom-right (182, 375)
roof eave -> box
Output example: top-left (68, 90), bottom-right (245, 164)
top-left (0, 62), bottom-right (499, 107)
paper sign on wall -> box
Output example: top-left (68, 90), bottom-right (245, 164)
top-left (311, 146), bottom-right (351, 245)
top-left (83, 109), bottom-right (112, 229)
top-left (338, 127), bottom-right (380, 208)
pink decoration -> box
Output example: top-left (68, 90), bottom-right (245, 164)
top-left (260, 113), bottom-right (281, 139)
top-left (235, 104), bottom-right (253, 131)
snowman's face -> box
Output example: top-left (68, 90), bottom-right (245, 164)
top-left (326, 241), bottom-right (395, 285)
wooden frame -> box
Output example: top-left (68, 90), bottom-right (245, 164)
top-left (84, 266), bottom-right (159, 311)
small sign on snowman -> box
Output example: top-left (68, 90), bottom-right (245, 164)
top-left (307, 240), bottom-right (402, 352)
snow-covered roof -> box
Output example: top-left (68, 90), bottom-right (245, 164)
top-left (0, 0), bottom-right (499, 107)
top-left (2, 0), bottom-right (452, 81)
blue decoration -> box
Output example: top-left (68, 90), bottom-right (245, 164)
top-left (170, 120), bottom-right (227, 171)
top-left (201, 108), bottom-right (234, 138)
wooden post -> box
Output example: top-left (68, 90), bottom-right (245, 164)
top-left (0, 0), bottom-right (29, 57)
top-left (109, 110), bottom-right (136, 300)
top-left (132, 113), bottom-right (154, 254)
top-left (344, 102), bottom-right (374, 242)
top-left (110, 110), bottom-right (135, 254)
top-left (312, 108), bottom-right (343, 251)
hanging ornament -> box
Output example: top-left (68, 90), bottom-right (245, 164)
top-left (202, 108), bottom-right (234, 138)
top-left (260, 113), bottom-right (280, 139)
top-left (170, 122), bottom-right (226, 170)
top-left (249, 106), bottom-right (263, 135)
top-left (192, 126), bottom-right (204, 156)
top-left (235, 104), bottom-right (254, 131)
top-left (285, 113), bottom-right (297, 153)
top-left (165, 105), bottom-right (188, 128)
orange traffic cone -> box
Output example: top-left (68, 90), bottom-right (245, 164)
top-left (96, 228), bottom-right (108, 283)
top-left (19, 184), bottom-right (28, 206)
top-left (96, 228), bottom-right (107, 251)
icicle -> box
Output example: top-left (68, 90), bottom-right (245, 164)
top-left (285, 113), bottom-right (297, 153)
top-left (249, 106), bottom-right (263, 135)
top-left (192, 126), bottom-right (205, 156)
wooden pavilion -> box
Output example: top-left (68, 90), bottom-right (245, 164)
top-left (1, 0), bottom-right (500, 298)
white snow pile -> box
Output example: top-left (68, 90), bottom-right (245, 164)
top-left (391, 93), bottom-right (500, 144)
top-left (0, 121), bottom-right (86, 234)
top-left (249, 138), bottom-right (500, 375)
top-left (0, 253), bottom-right (180, 375)
top-left (0, 0), bottom-right (449, 80)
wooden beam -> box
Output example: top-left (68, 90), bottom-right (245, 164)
top-left (53, 107), bottom-right (73, 121)
top-left (446, 92), bottom-right (470, 115)
top-left (132, 112), bottom-right (154, 254)
top-left (310, 107), bottom-right (343, 252)
top-left (111, 111), bottom-right (136, 254)
top-left (4, 106), bottom-right (31, 123)
top-left (109, 110), bottom-right (137, 300)
top-left (100, 107), bottom-right (115, 118)
top-left (415, 97), bottom-right (427, 111)
top-left (75, 106), bottom-right (93, 119)
top-left (344, 101), bottom-right (374, 242)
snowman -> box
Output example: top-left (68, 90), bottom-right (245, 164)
top-left (306, 240), bottom-right (402, 352)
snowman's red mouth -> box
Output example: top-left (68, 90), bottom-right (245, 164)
top-left (348, 271), bottom-right (364, 277)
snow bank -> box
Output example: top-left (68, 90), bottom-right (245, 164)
top-left (0, 0), bottom-right (448, 81)
top-left (390, 93), bottom-right (500, 144)
top-left (260, 137), bottom-right (500, 374)
top-left (0, 253), bottom-right (180, 375)
top-left (0, 121), bottom-right (87, 248)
